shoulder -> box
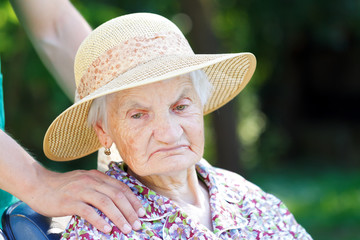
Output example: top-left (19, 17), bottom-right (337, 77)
top-left (198, 159), bottom-right (263, 196)
top-left (198, 160), bottom-right (312, 239)
top-left (202, 161), bottom-right (283, 209)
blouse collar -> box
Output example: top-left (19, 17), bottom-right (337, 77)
top-left (106, 159), bottom-right (248, 236)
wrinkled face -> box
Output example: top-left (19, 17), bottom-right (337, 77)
top-left (105, 75), bottom-right (204, 177)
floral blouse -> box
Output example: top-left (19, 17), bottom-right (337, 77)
top-left (61, 160), bottom-right (312, 239)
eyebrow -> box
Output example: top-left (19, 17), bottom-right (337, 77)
top-left (120, 85), bottom-right (194, 111)
top-left (123, 101), bottom-right (145, 110)
top-left (176, 87), bottom-right (193, 101)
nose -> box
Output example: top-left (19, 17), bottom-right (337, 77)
top-left (152, 112), bottom-right (183, 144)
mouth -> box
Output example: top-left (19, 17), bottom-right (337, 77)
top-left (149, 145), bottom-right (190, 159)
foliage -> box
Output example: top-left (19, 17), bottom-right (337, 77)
top-left (250, 165), bottom-right (360, 240)
top-left (1, 0), bottom-right (359, 239)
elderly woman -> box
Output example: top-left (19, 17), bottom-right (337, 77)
top-left (44, 13), bottom-right (312, 239)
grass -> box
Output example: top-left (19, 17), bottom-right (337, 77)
top-left (248, 165), bottom-right (360, 240)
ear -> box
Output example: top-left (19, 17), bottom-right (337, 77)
top-left (93, 122), bottom-right (113, 148)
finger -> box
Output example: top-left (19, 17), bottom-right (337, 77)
top-left (81, 191), bottom-right (134, 234)
top-left (89, 175), bottom-right (144, 230)
top-left (74, 202), bottom-right (113, 234)
top-left (90, 170), bottom-right (145, 217)
top-left (97, 192), bottom-right (140, 232)
top-left (110, 189), bottom-right (143, 230)
top-left (110, 179), bottom-right (145, 217)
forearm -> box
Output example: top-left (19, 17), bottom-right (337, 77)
top-left (0, 129), bottom-right (46, 202)
top-left (10, 0), bottom-right (92, 100)
top-left (0, 129), bottom-right (144, 233)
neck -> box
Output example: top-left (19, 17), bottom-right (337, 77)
top-left (128, 165), bottom-right (213, 230)
top-left (128, 166), bottom-right (204, 207)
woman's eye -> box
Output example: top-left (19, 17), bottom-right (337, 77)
top-left (131, 113), bottom-right (143, 119)
top-left (175, 105), bottom-right (187, 111)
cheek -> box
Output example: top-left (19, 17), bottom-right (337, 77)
top-left (111, 123), bottom-right (151, 167)
top-left (196, 125), bottom-right (205, 149)
top-left (185, 115), bottom-right (205, 148)
top-left (191, 113), bottom-right (204, 133)
top-left (108, 115), bottom-right (138, 160)
top-left (118, 133), bottom-right (135, 155)
top-left (116, 130), bottom-right (139, 160)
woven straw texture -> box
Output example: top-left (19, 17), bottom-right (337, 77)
top-left (43, 13), bottom-right (256, 161)
top-left (75, 13), bottom-right (184, 86)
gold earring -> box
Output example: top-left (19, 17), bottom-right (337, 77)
top-left (104, 148), bottom-right (111, 155)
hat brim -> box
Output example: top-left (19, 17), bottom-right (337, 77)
top-left (44, 52), bottom-right (256, 161)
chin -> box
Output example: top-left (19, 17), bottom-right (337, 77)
top-left (141, 154), bottom-right (200, 176)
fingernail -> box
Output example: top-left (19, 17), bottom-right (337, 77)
top-left (138, 208), bottom-right (146, 217)
top-left (104, 225), bottom-right (112, 233)
top-left (123, 223), bottom-right (132, 233)
top-left (133, 220), bottom-right (141, 230)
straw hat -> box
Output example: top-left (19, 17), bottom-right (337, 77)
top-left (43, 12), bottom-right (256, 161)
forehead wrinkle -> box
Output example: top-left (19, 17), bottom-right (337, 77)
top-left (109, 75), bottom-right (196, 110)
top-left (176, 86), bottom-right (195, 102)
top-left (108, 90), bottom-right (149, 111)
top-left (167, 75), bottom-right (196, 102)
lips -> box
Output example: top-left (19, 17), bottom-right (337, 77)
top-left (149, 145), bottom-right (190, 158)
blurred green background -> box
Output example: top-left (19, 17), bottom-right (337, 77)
top-left (1, 0), bottom-right (360, 239)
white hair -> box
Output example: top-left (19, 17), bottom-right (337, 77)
top-left (87, 69), bottom-right (212, 130)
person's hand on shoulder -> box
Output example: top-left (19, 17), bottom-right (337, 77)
top-left (0, 130), bottom-right (144, 234)
top-left (7, 0), bottom-right (146, 233)
top-left (28, 166), bottom-right (145, 233)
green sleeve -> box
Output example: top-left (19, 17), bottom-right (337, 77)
top-left (0, 59), bottom-right (19, 226)
top-left (0, 59), bottom-right (4, 130)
